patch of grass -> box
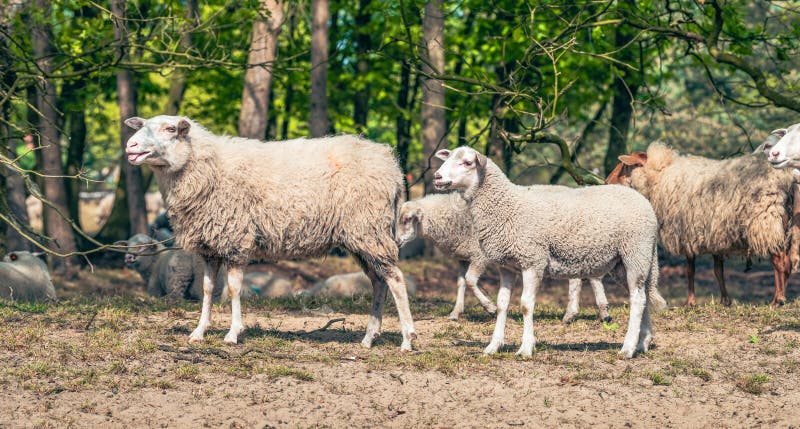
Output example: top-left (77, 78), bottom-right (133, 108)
top-left (736, 373), bottom-right (770, 395)
top-left (175, 363), bottom-right (203, 383)
top-left (691, 368), bottom-right (712, 382)
top-left (647, 371), bottom-right (672, 386)
top-left (261, 365), bottom-right (314, 381)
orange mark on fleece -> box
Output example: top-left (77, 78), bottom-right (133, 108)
top-left (327, 153), bottom-right (343, 171)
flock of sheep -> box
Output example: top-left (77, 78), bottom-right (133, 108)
top-left (5, 114), bottom-right (800, 359)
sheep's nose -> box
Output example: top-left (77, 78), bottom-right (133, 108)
top-left (434, 172), bottom-right (442, 180)
top-left (771, 150), bottom-right (780, 158)
top-left (126, 141), bottom-right (138, 150)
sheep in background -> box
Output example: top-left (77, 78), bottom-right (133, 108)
top-left (434, 147), bottom-right (665, 358)
top-left (0, 251), bottom-right (57, 302)
top-left (766, 123), bottom-right (800, 171)
top-left (122, 233), bottom-right (225, 300)
top-left (397, 193), bottom-right (612, 323)
top-left (124, 115), bottom-right (416, 350)
top-left (304, 272), bottom-right (417, 298)
top-left (607, 142), bottom-right (796, 307)
top-left (148, 212), bottom-right (175, 247)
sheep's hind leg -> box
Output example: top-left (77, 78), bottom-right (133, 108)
top-left (484, 268), bottom-right (515, 355)
top-left (189, 258), bottom-right (221, 343)
top-left (359, 267), bottom-right (388, 348)
top-left (448, 261), bottom-right (469, 320)
top-left (562, 279), bottom-right (582, 324)
top-left (465, 262), bottom-right (496, 314)
top-left (620, 271), bottom-right (647, 358)
top-left (223, 265), bottom-right (246, 344)
top-left (382, 266), bottom-right (417, 351)
top-left (590, 278), bottom-right (611, 323)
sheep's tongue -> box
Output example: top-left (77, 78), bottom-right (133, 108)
top-left (127, 152), bottom-right (148, 163)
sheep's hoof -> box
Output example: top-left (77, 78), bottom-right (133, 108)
top-left (447, 312), bottom-right (460, 321)
top-left (562, 313), bottom-right (577, 324)
top-left (188, 328), bottom-right (206, 343)
top-left (618, 347), bottom-right (635, 359)
top-left (223, 333), bottom-right (239, 344)
top-left (482, 342), bottom-right (502, 355)
top-left (721, 296), bottom-right (732, 307)
top-left (360, 332), bottom-right (380, 348)
top-left (400, 341), bottom-right (413, 352)
top-left (188, 336), bottom-right (203, 343)
top-left (483, 304), bottom-right (498, 314)
top-left (600, 315), bottom-right (613, 324)
top-left (683, 299), bottom-right (697, 308)
top-left (770, 298), bottom-right (786, 308)
top-left (515, 348), bottom-right (533, 358)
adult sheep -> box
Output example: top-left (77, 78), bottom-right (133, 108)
top-left (607, 142), bottom-right (796, 307)
top-left (396, 192), bottom-right (612, 323)
top-left (123, 115), bottom-right (416, 350)
top-left (433, 147), bottom-right (664, 358)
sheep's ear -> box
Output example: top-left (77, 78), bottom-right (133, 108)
top-left (435, 149), bottom-right (451, 161)
top-left (114, 240), bottom-right (129, 248)
top-left (770, 128), bottom-right (787, 139)
top-left (177, 119), bottom-right (191, 137)
top-left (475, 152), bottom-right (487, 168)
top-left (618, 154), bottom-right (646, 166)
top-left (124, 117), bottom-right (146, 130)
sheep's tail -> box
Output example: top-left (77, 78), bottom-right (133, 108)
top-left (647, 243), bottom-right (668, 312)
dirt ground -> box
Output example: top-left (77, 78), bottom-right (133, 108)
top-left (1, 255), bottom-right (800, 428)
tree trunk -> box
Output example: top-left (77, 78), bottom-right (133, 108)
top-left (352, 0), bottom-right (372, 133)
top-left (32, 0), bottom-right (78, 273)
top-left (396, 60), bottom-right (413, 199)
top-left (1, 11), bottom-right (30, 253)
top-left (164, 0), bottom-right (198, 116)
top-left (603, 0), bottom-right (640, 175)
top-left (421, 0), bottom-right (446, 195)
top-left (111, 0), bottom-right (148, 237)
top-left (239, 0), bottom-right (284, 139)
top-left (309, 0), bottom-right (329, 137)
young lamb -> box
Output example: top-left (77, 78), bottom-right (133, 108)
top-left (607, 142), bottom-right (796, 307)
top-left (123, 115), bottom-right (416, 350)
top-left (396, 192), bottom-right (612, 323)
top-left (433, 147), bottom-right (665, 358)
top-left (0, 251), bottom-right (57, 302)
top-left (122, 233), bottom-right (225, 300)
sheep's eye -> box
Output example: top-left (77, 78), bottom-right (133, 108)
top-left (463, 160), bottom-right (473, 167)
top-left (9, 254), bottom-right (17, 261)
top-left (165, 126), bottom-right (177, 133)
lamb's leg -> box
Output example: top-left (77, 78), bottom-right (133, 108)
top-left (484, 267), bottom-right (514, 355)
top-left (465, 262), bottom-right (497, 314)
top-left (562, 279), bottom-right (582, 324)
top-left (685, 255), bottom-right (696, 307)
top-left (517, 268), bottom-right (541, 357)
top-left (589, 278), bottom-right (611, 323)
top-left (620, 271), bottom-right (647, 358)
top-left (223, 265), bottom-right (245, 344)
top-left (189, 258), bottom-right (221, 343)
top-left (713, 255), bottom-right (731, 307)
top-left (448, 261), bottom-right (469, 320)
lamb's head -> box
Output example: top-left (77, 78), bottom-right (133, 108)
top-left (396, 203), bottom-right (423, 247)
top-left (766, 123), bottom-right (800, 169)
top-left (605, 151), bottom-right (648, 186)
top-left (3, 251), bottom-right (49, 278)
top-left (120, 233), bottom-right (162, 269)
top-left (433, 147), bottom-right (487, 194)
top-left (124, 115), bottom-right (194, 171)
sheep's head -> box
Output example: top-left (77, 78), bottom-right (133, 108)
top-left (605, 152), bottom-right (648, 186)
top-left (120, 234), bottom-right (161, 267)
top-left (3, 251), bottom-right (51, 281)
top-left (124, 115), bottom-right (193, 171)
top-left (433, 147), bottom-right (486, 194)
top-left (766, 123), bottom-right (800, 169)
top-left (396, 203), bottom-right (423, 247)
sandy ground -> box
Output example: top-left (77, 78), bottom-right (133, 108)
top-left (1, 255), bottom-right (799, 428)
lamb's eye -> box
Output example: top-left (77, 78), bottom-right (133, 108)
top-left (165, 126), bottom-right (177, 133)
top-left (463, 160), bottom-right (473, 167)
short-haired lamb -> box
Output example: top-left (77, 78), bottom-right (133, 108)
top-left (0, 251), bottom-right (57, 302)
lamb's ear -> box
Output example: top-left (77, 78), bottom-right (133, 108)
top-left (435, 149), bottom-right (451, 161)
top-left (124, 117), bottom-right (145, 130)
top-left (618, 154), bottom-right (646, 166)
top-left (177, 119), bottom-right (191, 137)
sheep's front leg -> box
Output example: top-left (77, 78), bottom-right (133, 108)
top-left (562, 279), bottom-right (582, 324)
top-left (448, 261), bottom-right (470, 320)
top-left (589, 278), bottom-right (611, 323)
top-left (484, 268), bottom-right (515, 355)
top-left (224, 265), bottom-right (246, 344)
top-left (189, 258), bottom-right (221, 343)
top-left (517, 268), bottom-right (541, 357)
